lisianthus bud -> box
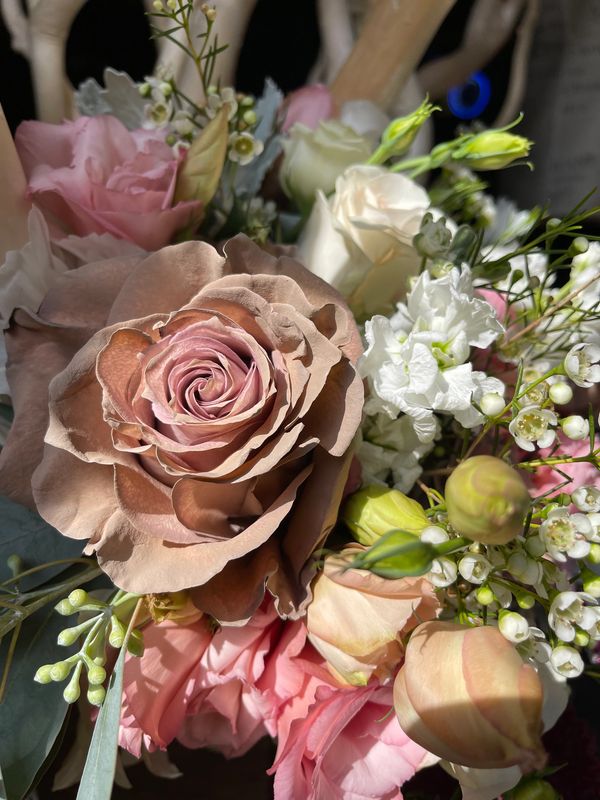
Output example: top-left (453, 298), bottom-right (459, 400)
top-left (444, 456), bottom-right (530, 544)
top-left (452, 128), bottom-right (532, 171)
top-left (350, 529), bottom-right (436, 578)
top-left (377, 99), bottom-right (438, 159)
top-left (307, 545), bottom-right (439, 685)
top-left (394, 621), bottom-right (546, 770)
top-left (343, 486), bottom-right (429, 546)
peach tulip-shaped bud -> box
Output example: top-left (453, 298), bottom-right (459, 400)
top-left (444, 455), bottom-right (531, 545)
top-left (394, 621), bottom-right (546, 771)
top-left (307, 545), bottom-right (440, 686)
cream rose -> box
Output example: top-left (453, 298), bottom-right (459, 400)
top-left (279, 121), bottom-right (372, 214)
top-left (298, 165), bottom-right (431, 318)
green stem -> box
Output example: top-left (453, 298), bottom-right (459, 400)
top-left (434, 537), bottom-right (471, 556)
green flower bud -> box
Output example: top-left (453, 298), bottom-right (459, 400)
top-left (573, 629), bottom-right (590, 647)
top-left (508, 778), bottom-right (559, 800)
top-left (378, 99), bottom-right (439, 158)
top-left (343, 486), bottom-right (429, 546)
top-left (445, 456), bottom-right (530, 545)
top-left (68, 589), bottom-right (88, 608)
top-left (87, 665), bottom-right (107, 686)
top-left (55, 599), bottom-right (76, 616)
top-left (34, 664), bottom-right (54, 684)
top-left (87, 685), bottom-right (106, 707)
top-left (57, 627), bottom-right (82, 647)
top-left (50, 660), bottom-right (73, 682)
top-left (475, 585), bottom-right (494, 605)
top-left (243, 109), bottom-right (257, 126)
top-left (127, 629), bottom-right (145, 657)
top-left (588, 543), bottom-right (600, 564)
top-left (452, 128), bottom-right (532, 171)
top-left (108, 615), bottom-right (126, 648)
top-left (350, 529), bottom-right (435, 579)
top-left (63, 662), bottom-right (83, 704)
top-left (6, 553), bottom-right (23, 576)
top-left (582, 566), bottom-right (600, 598)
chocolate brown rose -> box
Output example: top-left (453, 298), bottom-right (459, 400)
top-left (0, 237), bottom-right (363, 622)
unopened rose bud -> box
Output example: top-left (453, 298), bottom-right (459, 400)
top-left (343, 486), bottom-right (429, 546)
top-left (445, 456), bottom-right (531, 544)
top-left (452, 128), bottom-right (532, 171)
top-left (548, 381), bottom-right (573, 405)
top-left (394, 621), bottom-right (546, 770)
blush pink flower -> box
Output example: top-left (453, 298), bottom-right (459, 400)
top-left (179, 601), bottom-right (307, 758)
top-left (15, 116), bottom-right (201, 250)
top-left (283, 85), bottom-right (334, 132)
top-left (530, 435), bottom-right (600, 498)
top-left (0, 236), bottom-right (363, 622)
top-left (271, 679), bottom-right (434, 800)
top-left (119, 617), bottom-right (212, 757)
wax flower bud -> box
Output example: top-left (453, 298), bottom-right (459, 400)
top-left (480, 391), bottom-right (506, 417)
top-left (560, 414), bottom-right (589, 440)
top-left (394, 621), bottom-right (545, 771)
top-left (499, 611), bottom-right (530, 643)
top-left (548, 381), bottom-right (572, 405)
top-left (452, 127), bottom-right (532, 171)
top-left (144, 590), bottom-right (202, 625)
top-left (444, 456), bottom-right (531, 544)
top-left (582, 567), bottom-right (600, 598)
top-left (343, 485), bottom-right (429, 546)
top-left (307, 546), bottom-right (439, 685)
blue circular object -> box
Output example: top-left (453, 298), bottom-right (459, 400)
top-left (447, 71), bottom-right (491, 120)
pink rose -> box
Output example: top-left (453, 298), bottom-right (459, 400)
top-left (119, 617), bottom-right (212, 757)
top-left (0, 236), bottom-right (363, 622)
top-left (530, 435), bottom-right (600, 498)
top-left (15, 116), bottom-right (201, 250)
top-left (179, 601), bottom-right (307, 757)
top-left (271, 681), bottom-right (434, 800)
top-left (283, 85), bottom-right (334, 132)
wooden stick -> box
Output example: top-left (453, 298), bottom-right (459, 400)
top-left (0, 105), bottom-right (30, 264)
top-left (330, 0), bottom-right (456, 112)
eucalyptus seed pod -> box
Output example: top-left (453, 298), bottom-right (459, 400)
top-left (445, 456), bottom-right (530, 545)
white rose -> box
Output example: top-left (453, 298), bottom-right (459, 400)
top-left (298, 165), bottom-right (430, 317)
top-left (279, 121), bottom-right (371, 214)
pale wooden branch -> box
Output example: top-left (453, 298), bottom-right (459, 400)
top-left (0, 106), bottom-right (31, 264)
top-left (330, 0), bottom-right (456, 112)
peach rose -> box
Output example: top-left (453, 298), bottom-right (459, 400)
top-left (16, 116), bottom-right (201, 250)
top-left (0, 236), bottom-right (363, 621)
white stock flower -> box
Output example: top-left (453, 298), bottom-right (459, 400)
top-left (548, 591), bottom-right (598, 641)
top-left (564, 343), bottom-right (600, 387)
top-left (429, 557), bottom-right (457, 588)
top-left (508, 405), bottom-right (557, 451)
top-left (458, 553), bottom-right (492, 584)
top-left (572, 486), bottom-right (600, 513)
top-left (539, 508), bottom-right (592, 561)
top-left (298, 165), bottom-right (430, 317)
top-left (358, 413), bottom-right (437, 493)
top-left (359, 268), bottom-right (504, 441)
top-left (498, 611), bottom-right (530, 643)
top-left (550, 645), bottom-right (584, 678)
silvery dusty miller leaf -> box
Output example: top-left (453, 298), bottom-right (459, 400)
top-left (75, 69), bottom-right (146, 130)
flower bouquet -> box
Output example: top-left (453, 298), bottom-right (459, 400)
top-left (0, 4), bottom-right (599, 800)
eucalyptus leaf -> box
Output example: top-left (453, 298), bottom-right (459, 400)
top-left (76, 648), bottom-right (125, 800)
top-left (0, 607), bottom-right (75, 800)
top-left (0, 496), bottom-right (83, 592)
top-left (174, 107), bottom-right (228, 208)
top-left (235, 78), bottom-right (283, 198)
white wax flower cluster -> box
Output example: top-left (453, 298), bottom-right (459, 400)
top-left (359, 266), bottom-right (504, 442)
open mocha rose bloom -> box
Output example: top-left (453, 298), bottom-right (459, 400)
top-left (0, 236), bottom-right (363, 622)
